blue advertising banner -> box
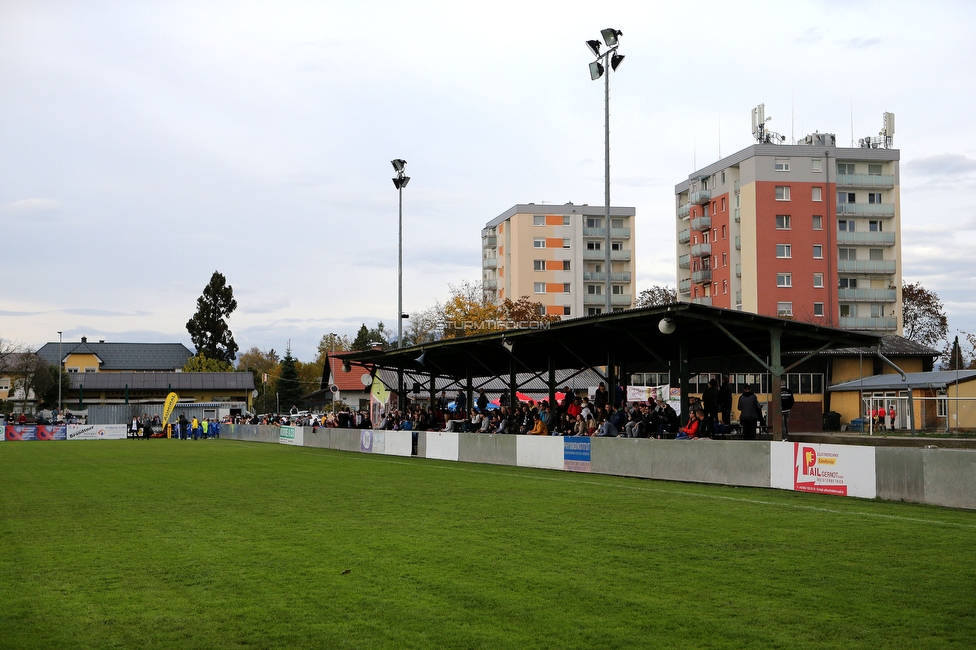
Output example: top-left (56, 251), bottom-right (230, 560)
top-left (5, 425), bottom-right (68, 441)
top-left (563, 437), bottom-right (591, 473)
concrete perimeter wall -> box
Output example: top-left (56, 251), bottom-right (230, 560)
top-left (220, 425), bottom-right (975, 511)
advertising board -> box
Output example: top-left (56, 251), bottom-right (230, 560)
top-left (770, 442), bottom-right (876, 498)
top-left (66, 424), bottom-right (127, 440)
top-left (279, 426), bottom-right (304, 446)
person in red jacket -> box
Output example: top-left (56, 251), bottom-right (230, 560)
top-left (676, 410), bottom-right (701, 440)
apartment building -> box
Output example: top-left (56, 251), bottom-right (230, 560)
top-left (483, 203), bottom-right (637, 318)
top-left (674, 129), bottom-right (902, 335)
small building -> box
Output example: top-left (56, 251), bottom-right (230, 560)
top-left (36, 337), bottom-right (194, 373)
top-left (829, 370), bottom-right (976, 432)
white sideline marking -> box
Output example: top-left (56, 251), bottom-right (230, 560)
top-left (362, 455), bottom-right (976, 531)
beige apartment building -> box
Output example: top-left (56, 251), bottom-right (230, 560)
top-left (483, 203), bottom-right (636, 318)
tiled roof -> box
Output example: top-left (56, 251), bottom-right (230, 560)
top-left (69, 372), bottom-right (254, 391)
top-left (327, 355), bottom-right (375, 392)
top-left (37, 341), bottom-right (194, 370)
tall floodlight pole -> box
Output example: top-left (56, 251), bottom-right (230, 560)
top-left (57, 331), bottom-right (63, 417)
top-left (586, 29), bottom-right (624, 314)
top-left (392, 159), bottom-right (410, 410)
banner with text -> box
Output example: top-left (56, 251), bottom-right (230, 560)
top-left (770, 442), bottom-right (876, 498)
top-left (279, 426), bottom-right (304, 446)
top-left (66, 424), bottom-right (127, 440)
top-left (563, 437), bottom-right (591, 472)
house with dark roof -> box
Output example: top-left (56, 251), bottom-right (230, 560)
top-left (36, 337), bottom-right (193, 373)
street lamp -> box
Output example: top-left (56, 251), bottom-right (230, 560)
top-left (392, 159), bottom-right (410, 409)
top-left (57, 331), bottom-right (62, 418)
top-left (586, 28), bottom-right (625, 314)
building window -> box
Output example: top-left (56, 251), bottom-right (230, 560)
top-left (586, 217), bottom-right (602, 228)
top-left (812, 187), bottom-right (822, 202)
top-left (868, 193), bottom-right (882, 204)
top-left (587, 285), bottom-right (602, 295)
top-left (563, 283), bottom-right (571, 293)
top-left (777, 302), bottom-right (793, 317)
top-left (813, 302), bottom-right (825, 317)
top-left (776, 244), bottom-right (792, 258)
top-left (534, 282), bottom-right (545, 293)
top-left (612, 285), bottom-right (624, 295)
top-left (777, 273), bottom-right (792, 287)
top-left (721, 225), bottom-right (727, 238)
top-left (775, 215), bottom-right (791, 229)
top-left (611, 241), bottom-right (623, 251)
top-left (533, 215), bottom-right (545, 226)
top-left (868, 163), bottom-right (882, 175)
top-left (840, 304), bottom-right (853, 317)
top-left (721, 171), bottom-right (726, 183)
top-left (775, 186), bottom-right (791, 201)
top-left (563, 215), bottom-right (571, 225)
top-left (587, 241), bottom-right (601, 250)
top-left (812, 158), bottom-right (822, 172)
top-left (839, 219), bottom-right (855, 232)
top-left (723, 280), bottom-right (728, 294)
top-left (563, 238), bottom-right (571, 249)
top-left (871, 304), bottom-right (884, 318)
top-left (775, 157), bottom-right (790, 172)
top-left (533, 238), bottom-right (545, 248)
top-left (85, 368), bottom-right (97, 373)
top-left (837, 163), bottom-right (855, 175)
top-left (735, 194), bottom-right (740, 208)
top-left (722, 252), bottom-right (727, 266)
top-left (869, 248), bottom-right (884, 261)
top-left (838, 192), bottom-right (855, 204)
top-left (814, 273), bottom-right (824, 288)
top-left (721, 198), bottom-right (726, 211)
top-left (563, 260), bottom-right (571, 271)
top-left (813, 244), bottom-right (823, 259)
top-left (563, 306), bottom-right (572, 316)
top-left (839, 248), bottom-right (855, 261)
top-left (812, 215), bottom-right (823, 230)
top-left (588, 307), bottom-right (602, 316)
top-left (67, 368), bottom-right (79, 373)
top-left (611, 218), bottom-right (624, 229)
top-left (869, 220), bottom-right (883, 232)
top-left (534, 260), bottom-right (545, 271)
top-left (839, 277), bottom-right (858, 289)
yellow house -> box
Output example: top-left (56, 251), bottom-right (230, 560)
top-left (37, 337), bottom-right (193, 373)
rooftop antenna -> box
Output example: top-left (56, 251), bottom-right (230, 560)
top-left (850, 92), bottom-right (855, 147)
top-left (694, 132), bottom-right (697, 170)
top-left (718, 113), bottom-right (721, 159)
top-left (790, 88), bottom-right (795, 144)
top-left (751, 103), bottom-right (785, 144)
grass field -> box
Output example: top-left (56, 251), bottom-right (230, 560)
top-left (1, 440), bottom-right (974, 649)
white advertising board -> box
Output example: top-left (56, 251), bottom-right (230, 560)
top-left (66, 424), bottom-right (127, 440)
top-left (516, 436), bottom-right (564, 470)
top-left (382, 430), bottom-right (413, 457)
top-left (770, 442), bottom-right (876, 499)
top-left (425, 432), bottom-right (459, 461)
top-left (279, 426), bottom-right (304, 446)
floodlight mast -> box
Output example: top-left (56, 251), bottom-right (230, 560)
top-left (586, 28), bottom-right (624, 314)
top-left (392, 159), bottom-right (410, 410)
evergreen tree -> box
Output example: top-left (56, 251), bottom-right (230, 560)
top-left (947, 336), bottom-right (965, 370)
top-left (186, 271), bottom-right (239, 363)
top-left (277, 345), bottom-right (304, 412)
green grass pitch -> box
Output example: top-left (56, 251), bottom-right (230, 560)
top-left (1, 440), bottom-right (974, 649)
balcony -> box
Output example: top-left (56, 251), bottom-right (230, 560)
top-left (583, 294), bottom-right (632, 306)
top-left (691, 216), bottom-right (711, 231)
top-left (582, 227), bottom-right (631, 238)
top-left (482, 257), bottom-right (497, 268)
top-left (483, 278), bottom-right (498, 290)
top-left (734, 236), bottom-right (741, 250)
top-left (482, 235), bottom-right (497, 248)
top-left (837, 288), bottom-right (897, 302)
top-left (610, 249), bottom-right (631, 261)
top-left (678, 229), bottom-right (691, 244)
top-left (679, 278), bottom-right (691, 294)
top-left (692, 296), bottom-right (712, 306)
top-left (734, 180), bottom-right (740, 193)
top-left (678, 203), bottom-right (691, 218)
top-left (734, 208), bottom-right (740, 223)
top-left (836, 173), bottom-right (895, 189)
top-left (583, 272), bottom-right (631, 282)
top-left (836, 231), bottom-right (895, 246)
top-left (839, 317), bottom-right (898, 331)
top-left (582, 249), bottom-right (605, 261)
top-left (735, 263), bottom-right (741, 278)
top-left (678, 254), bottom-right (690, 269)
top-left (690, 189), bottom-right (711, 205)
top-left (691, 243), bottom-right (712, 258)
top-left (835, 203), bottom-right (895, 217)
top-left (691, 269), bottom-right (712, 284)
top-left (735, 290), bottom-right (742, 306)
top-left (837, 259), bottom-right (896, 274)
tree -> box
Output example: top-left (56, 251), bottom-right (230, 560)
top-left (635, 285), bottom-right (678, 308)
top-left (441, 280), bottom-right (502, 338)
top-left (351, 322), bottom-right (389, 351)
top-left (38, 364), bottom-right (70, 410)
top-left (316, 333), bottom-right (351, 362)
top-left (399, 305), bottom-right (443, 347)
top-left (11, 351), bottom-right (49, 414)
top-left (499, 296), bottom-right (561, 324)
top-left (902, 282), bottom-right (948, 348)
top-left (186, 271), bottom-right (239, 363)
top-left (237, 347), bottom-right (280, 413)
top-left (946, 335), bottom-right (965, 370)
top-left (277, 345), bottom-right (304, 411)
top-left (183, 353), bottom-right (234, 372)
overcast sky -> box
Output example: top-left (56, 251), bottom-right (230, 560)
top-left (2, 0), bottom-right (974, 362)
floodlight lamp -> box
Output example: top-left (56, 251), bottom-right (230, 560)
top-left (601, 28), bottom-right (621, 47)
top-left (589, 61), bottom-right (604, 80)
top-left (415, 351), bottom-right (426, 367)
top-left (401, 313), bottom-right (409, 319)
top-left (610, 53), bottom-right (625, 71)
top-left (342, 360), bottom-right (352, 373)
top-left (585, 39), bottom-right (602, 57)
top-left (393, 176), bottom-right (410, 189)
top-left (658, 317), bottom-right (676, 335)
top-left (391, 159), bottom-right (406, 172)
top-left (501, 339), bottom-right (515, 353)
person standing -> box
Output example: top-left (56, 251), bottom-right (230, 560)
top-left (178, 413), bottom-right (188, 440)
top-left (201, 418), bottom-right (210, 439)
top-left (738, 385), bottom-right (761, 440)
top-left (780, 385), bottom-right (795, 441)
top-left (191, 416), bottom-right (200, 440)
top-left (888, 404), bottom-right (897, 432)
top-left (477, 390), bottom-right (489, 414)
top-left (701, 378), bottom-right (721, 437)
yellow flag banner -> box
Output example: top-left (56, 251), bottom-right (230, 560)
top-left (162, 392), bottom-right (180, 426)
